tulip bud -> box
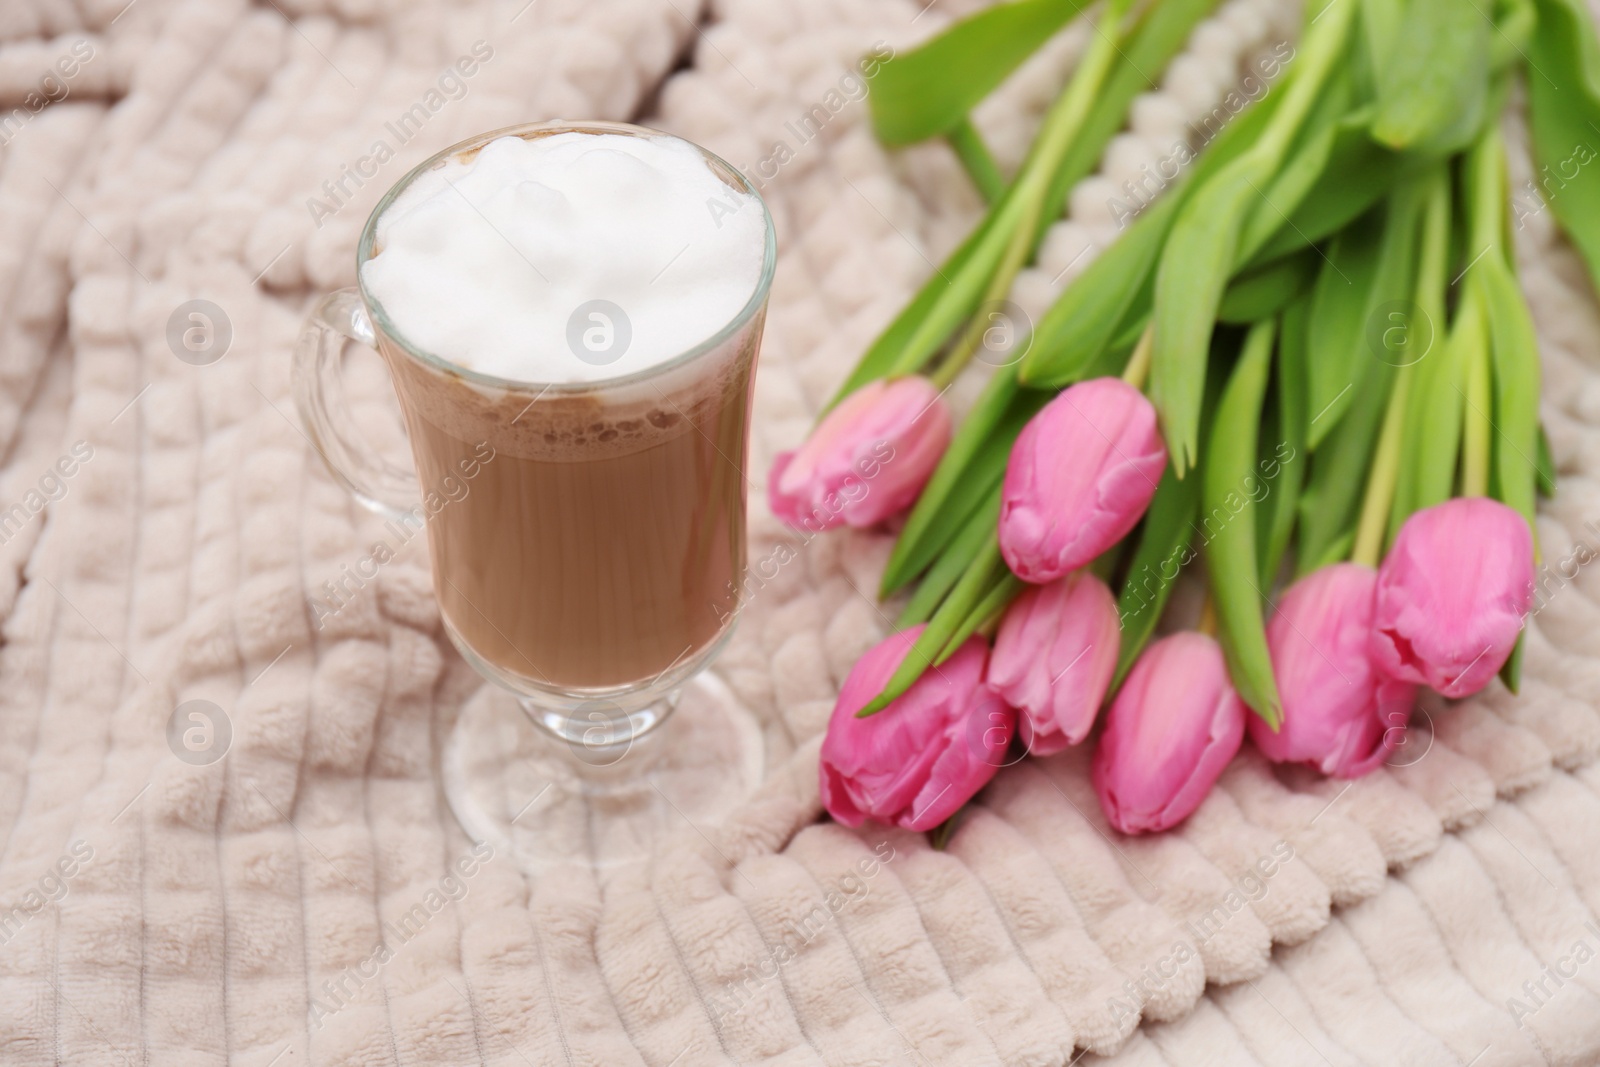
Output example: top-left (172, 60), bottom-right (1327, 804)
top-left (1252, 563), bottom-right (1416, 777)
top-left (769, 377), bottom-right (951, 531)
top-left (820, 626), bottom-right (1014, 832)
top-left (1368, 498), bottom-right (1535, 699)
top-left (1092, 632), bottom-right (1246, 834)
top-left (999, 377), bottom-right (1167, 584)
top-left (989, 571), bottom-right (1120, 755)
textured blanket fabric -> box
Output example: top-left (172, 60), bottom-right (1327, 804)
top-left (3, 0), bottom-right (1600, 1063)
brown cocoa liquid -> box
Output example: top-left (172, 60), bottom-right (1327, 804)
top-left (380, 317), bottom-right (761, 692)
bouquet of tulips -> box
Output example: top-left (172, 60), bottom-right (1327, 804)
top-left (773, 0), bottom-right (1600, 838)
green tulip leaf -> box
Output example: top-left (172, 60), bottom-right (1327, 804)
top-left (1029, 0), bottom-right (1222, 256)
top-left (1245, 119), bottom-right (1412, 266)
top-left (1360, 0), bottom-right (1404, 74)
top-left (825, 202), bottom-right (1011, 411)
top-left (860, 535), bottom-right (1004, 716)
top-left (1216, 250), bottom-right (1318, 324)
top-left (1296, 362), bottom-right (1397, 575)
top-left (1516, 0), bottom-right (1600, 289)
top-left (1259, 294), bottom-right (1310, 583)
top-left (947, 117), bottom-right (1006, 202)
top-left (1492, 0), bottom-right (1536, 69)
top-left (881, 368), bottom-right (1049, 594)
top-left (1371, 0), bottom-right (1491, 156)
top-left (1480, 260), bottom-right (1542, 527)
top-left (942, 570), bottom-right (1025, 662)
top-left (1290, 172), bottom-right (1425, 570)
top-left (1500, 632), bottom-right (1526, 695)
top-left (1021, 54), bottom-right (1284, 389)
top-left (1302, 208), bottom-right (1385, 447)
top-left (1537, 424), bottom-right (1558, 497)
top-left (1202, 319), bottom-right (1282, 728)
top-left (898, 492), bottom-right (1001, 627)
top-left (1151, 0), bottom-right (1357, 475)
top-left (1389, 288), bottom-right (1469, 527)
top-left (1021, 196), bottom-right (1177, 388)
top-left (1113, 465), bottom-right (1201, 688)
top-left (1152, 152), bottom-right (1277, 474)
top-left (1381, 169), bottom-right (1453, 548)
top-left (844, 0), bottom-right (1217, 408)
top-left (1234, 74), bottom-right (1354, 263)
top-left (1115, 337), bottom-right (1227, 686)
top-left (867, 0), bottom-right (1092, 146)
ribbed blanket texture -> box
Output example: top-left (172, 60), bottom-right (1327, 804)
top-left (2, 0), bottom-right (1600, 1063)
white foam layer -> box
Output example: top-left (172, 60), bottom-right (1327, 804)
top-left (362, 131), bottom-right (766, 385)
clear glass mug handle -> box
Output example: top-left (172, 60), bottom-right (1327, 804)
top-left (293, 288), bottom-right (419, 523)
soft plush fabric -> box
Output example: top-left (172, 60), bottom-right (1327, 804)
top-left (3, 0), bottom-right (1600, 1063)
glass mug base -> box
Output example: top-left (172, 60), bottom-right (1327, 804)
top-left (442, 671), bottom-right (764, 879)
top-left (438, 612), bottom-right (765, 873)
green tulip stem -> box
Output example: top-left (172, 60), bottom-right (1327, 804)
top-left (930, 811), bottom-right (962, 850)
top-left (958, 571), bottom-right (1025, 650)
top-left (858, 534), bottom-right (1004, 717)
top-left (1463, 326), bottom-right (1493, 497)
top-left (933, 0), bottom-right (1133, 384)
top-left (1352, 366), bottom-right (1412, 567)
top-left (1357, 169), bottom-right (1450, 565)
top-left (1461, 122), bottom-right (1505, 500)
top-left (947, 118), bottom-right (1006, 204)
top-left (927, 342), bottom-right (968, 390)
top-left (1121, 323), bottom-right (1155, 389)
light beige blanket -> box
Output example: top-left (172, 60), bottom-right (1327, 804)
top-left (3, 0), bottom-right (1600, 1063)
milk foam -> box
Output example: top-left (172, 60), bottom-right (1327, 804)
top-left (362, 131), bottom-right (767, 385)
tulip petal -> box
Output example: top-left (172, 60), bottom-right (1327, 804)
top-left (1152, 683), bottom-right (1247, 832)
top-left (1000, 378), bottom-right (1166, 583)
top-left (1324, 677), bottom-right (1415, 778)
top-left (1092, 632), bottom-right (1245, 835)
top-left (818, 762), bottom-right (866, 828)
top-left (770, 377), bottom-right (953, 532)
top-left (898, 693), bottom-right (1014, 831)
top-left (819, 627), bottom-right (1009, 831)
top-left (991, 573), bottom-right (1119, 756)
top-left (1370, 498), bottom-right (1534, 698)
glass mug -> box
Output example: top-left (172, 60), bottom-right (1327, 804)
top-left (294, 121), bottom-right (774, 870)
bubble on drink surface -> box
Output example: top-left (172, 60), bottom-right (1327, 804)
top-left (167, 699), bottom-right (232, 765)
top-left (566, 699), bottom-right (634, 767)
top-left (1366, 299), bottom-right (1433, 368)
top-left (566, 300), bottom-right (632, 366)
top-left (166, 300), bottom-right (232, 365)
top-left (971, 299), bottom-right (1033, 368)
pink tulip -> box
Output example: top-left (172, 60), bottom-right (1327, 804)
top-left (1252, 564), bottom-right (1416, 777)
top-left (999, 377), bottom-right (1167, 584)
top-left (820, 625), bottom-right (1015, 832)
top-left (769, 377), bottom-right (951, 531)
top-left (1368, 498), bottom-right (1535, 699)
top-left (989, 571), bottom-right (1120, 755)
top-left (1092, 632), bottom-right (1246, 835)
